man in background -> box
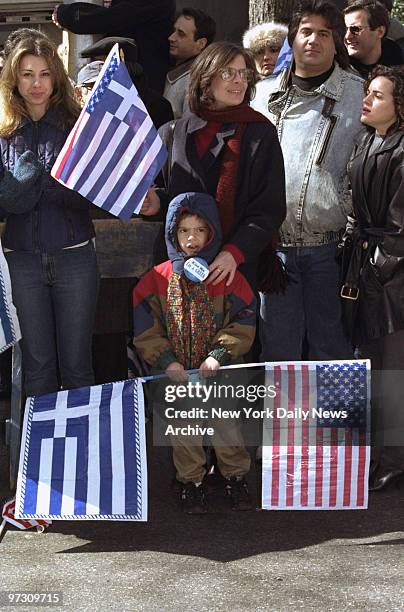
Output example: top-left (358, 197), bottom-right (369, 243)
top-left (344, 0), bottom-right (403, 77)
top-left (164, 8), bottom-right (216, 118)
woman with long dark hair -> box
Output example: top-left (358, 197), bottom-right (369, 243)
top-left (0, 33), bottom-right (99, 397)
top-left (341, 65), bottom-right (404, 490)
top-left (140, 41), bottom-right (286, 292)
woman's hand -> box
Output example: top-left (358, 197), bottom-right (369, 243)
top-left (206, 250), bottom-right (237, 286)
top-left (199, 356), bottom-right (220, 378)
top-left (165, 362), bottom-right (188, 383)
top-left (139, 186), bottom-right (161, 216)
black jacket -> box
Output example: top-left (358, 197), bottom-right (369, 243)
top-left (0, 107), bottom-right (95, 253)
top-left (350, 38), bottom-right (404, 78)
top-left (56, 0), bottom-right (175, 94)
top-left (154, 112), bottom-right (286, 289)
top-left (342, 129), bottom-right (404, 343)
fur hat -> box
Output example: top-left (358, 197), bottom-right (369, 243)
top-left (243, 22), bottom-right (288, 55)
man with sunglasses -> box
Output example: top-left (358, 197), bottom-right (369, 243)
top-left (344, 0), bottom-right (403, 78)
top-left (252, 0), bottom-right (364, 363)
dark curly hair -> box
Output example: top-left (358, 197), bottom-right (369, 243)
top-left (365, 65), bottom-right (404, 131)
top-left (288, 0), bottom-right (350, 69)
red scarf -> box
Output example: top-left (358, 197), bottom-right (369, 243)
top-left (197, 104), bottom-right (269, 241)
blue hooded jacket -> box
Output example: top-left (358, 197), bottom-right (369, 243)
top-left (165, 192), bottom-right (222, 275)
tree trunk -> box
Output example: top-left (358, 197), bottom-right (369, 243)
top-left (249, 0), bottom-right (296, 25)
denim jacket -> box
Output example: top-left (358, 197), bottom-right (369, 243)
top-left (251, 64), bottom-right (364, 247)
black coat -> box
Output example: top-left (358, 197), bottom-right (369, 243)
top-left (56, 0), bottom-right (175, 94)
top-left (343, 129), bottom-right (404, 343)
top-left (154, 113), bottom-right (287, 289)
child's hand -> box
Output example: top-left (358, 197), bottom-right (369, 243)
top-left (166, 362), bottom-right (188, 383)
top-left (199, 356), bottom-right (220, 378)
top-left (139, 186), bottom-right (161, 216)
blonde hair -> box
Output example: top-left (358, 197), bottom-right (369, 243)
top-left (0, 34), bottom-right (80, 138)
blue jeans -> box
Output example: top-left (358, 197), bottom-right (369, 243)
top-left (259, 242), bottom-right (352, 361)
top-left (6, 243), bottom-right (99, 396)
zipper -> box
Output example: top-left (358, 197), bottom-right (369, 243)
top-left (67, 214), bottom-right (75, 241)
top-left (315, 114), bottom-right (337, 166)
top-left (32, 122), bottom-right (41, 252)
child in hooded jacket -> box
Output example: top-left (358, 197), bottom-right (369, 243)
top-left (133, 192), bottom-right (256, 514)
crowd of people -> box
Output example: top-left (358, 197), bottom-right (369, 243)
top-left (0, 0), bottom-right (403, 514)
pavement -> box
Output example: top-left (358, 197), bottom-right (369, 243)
top-left (0, 432), bottom-right (403, 612)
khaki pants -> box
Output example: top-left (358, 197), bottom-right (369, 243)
top-left (171, 417), bottom-right (251, 484)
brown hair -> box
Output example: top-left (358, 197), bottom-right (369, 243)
top-left (344, 0), bottom-right (389, 36)
top-left (0, 34), bottom-right (80, 138)
top-left (188, 41), bottom-right (257, 115)
top-left (365, 65), bottom-right (404, 131)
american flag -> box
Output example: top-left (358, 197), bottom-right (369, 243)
top-left (272, 39), bottom-right (293, 75)
top-left (2, 497), bottom-right (50, 531)
top-left (15, 379), bottom-right (147, 521)
top-left (0, 239), bottom-right (21, 352)
top-left (51, 44), bottom-right (167, 220)
top-left (262, 361), bottom-right (370, 510)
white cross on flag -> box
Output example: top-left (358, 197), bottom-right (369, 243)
top-left (51, 44), bottom-right (167, 220)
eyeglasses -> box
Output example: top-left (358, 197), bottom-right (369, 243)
top-left (345, 25), bottom-right (371, 36)
top-left (219, 67), bottom-right (254, 82)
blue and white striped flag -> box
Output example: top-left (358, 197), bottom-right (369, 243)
top-left (15, 379), bottom-right (147, 521)
top-left (0, 239), bottom-right (21, 352)
top-left (51, 44), bottom-right (167, 220)
top-left (273, 39), bottom-right (293, 75)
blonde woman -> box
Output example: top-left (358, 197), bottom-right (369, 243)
top-left (243, 22), bottom-right (288, 77)
top-left (0, 33), bottom-right (98, 397)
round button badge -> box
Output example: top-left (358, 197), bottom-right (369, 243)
top-left (184, 257), bottom-right (210, 282)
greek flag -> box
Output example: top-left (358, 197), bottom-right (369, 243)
top-left (0, 239), bottom-right (21, 352)
top-left (273, 39), bottom-right (293, 75)
top-left (15, 379), bottom-right (147, 521)
top-left (51, 44), bottom-right (167, 220)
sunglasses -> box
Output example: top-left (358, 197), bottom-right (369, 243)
top-left (345, 25), bottom-right (371, 36)
top-left (219, 67), bottom-right (254, 82)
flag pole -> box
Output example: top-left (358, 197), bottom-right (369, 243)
top-left (0, 518), bottom-right (8, 543)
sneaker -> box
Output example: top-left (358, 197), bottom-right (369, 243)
top-left (180, 482), bottom-right (208, 515)
top-left (225, 476), bottom-right (252, 511)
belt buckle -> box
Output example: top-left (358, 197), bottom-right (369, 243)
top-left (340, 285), bottom-right (359, 300)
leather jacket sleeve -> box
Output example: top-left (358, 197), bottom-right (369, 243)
top-left (56, 0), bottom-right (170, 34)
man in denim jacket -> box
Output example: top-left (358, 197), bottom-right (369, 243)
top-left (252, 0), bottom-right (364, 361)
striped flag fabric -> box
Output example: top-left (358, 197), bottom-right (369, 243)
top-left (272, 39), bottom-right (293, 75)
top-left (51, 44), bottom-right (167, 220)
top-left (0, 239), bottom-right (21, 352)
top-left (15, 379), bottom-right (147, 521)
top-left (2, 497), bottom-right (50, 531)
top-left (262, 360), bottom-right (370, 510)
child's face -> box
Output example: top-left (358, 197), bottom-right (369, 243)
top-left (176, 214), bottom-right (210, 256)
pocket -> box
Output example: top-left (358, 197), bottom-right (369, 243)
top-left (372, 246), bottom-right (404, 285)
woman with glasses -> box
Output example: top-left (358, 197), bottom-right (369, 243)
top-left (140, 41), bottom-right (286, 291)
top-left (341, 65), bottom-right (404, 491)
